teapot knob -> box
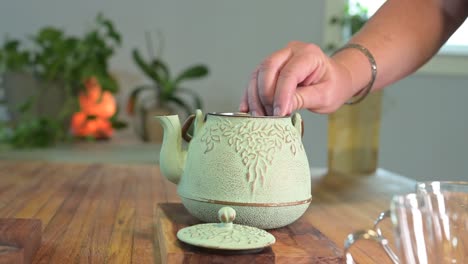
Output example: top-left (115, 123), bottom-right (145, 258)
top-left (218, 207), bottom-right (236, 227)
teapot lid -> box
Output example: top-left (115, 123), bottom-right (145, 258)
top-left (176, 207), bottom-right (276, 251)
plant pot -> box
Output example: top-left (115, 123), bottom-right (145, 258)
top-left (2, 71), bottom-right (67, 123)
top-left (132, 104), bottom-right (173, 143)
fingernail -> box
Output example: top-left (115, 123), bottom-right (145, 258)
top-left (273, 107), bottom-right (281, 116)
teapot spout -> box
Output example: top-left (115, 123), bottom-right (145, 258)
top-left (155, 115), bottom-right (186, 184)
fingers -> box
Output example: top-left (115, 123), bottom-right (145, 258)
top-left (244, 48), bottom-right (292, 116)
top-left (246, 68), bottom-right (266, 116)
top-left (273, 52), bottom-right (321, 116)
top-left (239, 87), bottom-right (248, 112)
top-left (293, 85), bottom-right (325, 113)
top-left (257, 48), bottom-right (292, 115)
top-left (242, 41), bottom-right (335, 116)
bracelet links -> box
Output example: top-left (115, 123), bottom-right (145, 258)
top-left (332, 43), bottom-right (377, 105)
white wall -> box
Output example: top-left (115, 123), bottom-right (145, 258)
top-left (380, 75), bottom-right (468, 181)
top-left (1, 0), bottom-right (467, 181)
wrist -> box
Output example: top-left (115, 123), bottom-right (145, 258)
top-left (331, 44), bottom-right (376, 98)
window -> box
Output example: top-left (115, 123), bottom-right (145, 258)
top-left (325, 0), bottom-right (468, 76)
top-left (349, 0), bottom-right (468, 55)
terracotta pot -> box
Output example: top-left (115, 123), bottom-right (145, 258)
top-left (2, 71), bottom-right (66, 123)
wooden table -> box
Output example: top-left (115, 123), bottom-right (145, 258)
top-left (0, 161), bottom-right (415, 263)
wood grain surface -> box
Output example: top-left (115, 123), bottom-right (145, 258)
top-left (156, 203), bottom-right (343, 263)
top-left (0, 161), bottom-right (415, 263)
top-left (0, 218), bottom-right (42, 264)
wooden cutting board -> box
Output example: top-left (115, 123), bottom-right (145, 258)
top-left (156, 203), bottom-right (343, 264)
top-left (0, 219), bottom-right (42, 264)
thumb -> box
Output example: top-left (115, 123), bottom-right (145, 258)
top-left (291, 84), bottom-right (328, 113)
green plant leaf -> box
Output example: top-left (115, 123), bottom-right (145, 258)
top-left (329, 2), bottom-right (369, 35)
top-left (178, 88), bottom-right (203, 110)
top-left (97, 13), bottom-right (122, 45)
top-left (132, 49), bottom-right (163, 85)
top-left (9, 117), bottom-right (61, 148)
top-left (92, 73), bottom-right (119, 93)
top-left (35, 27), bottom-right (63, 44)
top-left (108, 105), bottom-right (127, 130)
top-left (110, 116), bottom-right (128, 129)
top-left (126, 84), bottom-right (157, 115)
top-left (151, 58), bottom-right (170, 81)
top-left (17, 96), bottom-right (35, 114)
top-left (1, 40), bottom-right (30, 71)
top-left (167, 96), bottom-right (193, 116)
top-left (4, 40), bottom-right (20, 51)
top-left (174, 65), bottom-right (209, 85)
top-left (350, 15), bottom-right (367, 34)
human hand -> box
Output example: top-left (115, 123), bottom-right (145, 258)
top-left (239, 41), bottom-right (358, 116)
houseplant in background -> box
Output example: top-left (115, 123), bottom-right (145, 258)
top-left (326, 2), bottom-right (383, 175)
top-left (0, 13), bottom-right (126, 148)
top-left (325, 2), bottom-right (369, 51)
top-left (127, 34), bottom-right (209, 142)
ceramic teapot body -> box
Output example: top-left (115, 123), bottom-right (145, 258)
top-left (157, 110), bottom-right (311, 229)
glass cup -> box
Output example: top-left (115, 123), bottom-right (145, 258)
top-left (344, 181), bottom-right (468, 264)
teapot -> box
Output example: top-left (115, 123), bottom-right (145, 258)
top-left (156, 110), bottom-right (311, 229)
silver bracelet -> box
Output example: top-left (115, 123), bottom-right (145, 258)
top-left (332, 43), bottom-right (377, 105)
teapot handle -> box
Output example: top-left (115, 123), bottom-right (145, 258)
top-left (181, 114), bottom-right (196, 142)
top-left (292, 113), bottom-right (304, 137)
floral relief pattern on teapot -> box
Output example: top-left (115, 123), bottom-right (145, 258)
top-left (156, 110), bottom-right (311, 229)
top-left (179, 223), bottom-right (271, 245)
top-left (200, 116), bottom-right (304, 192)
top-left (177, 207), bottom-right (276, 250)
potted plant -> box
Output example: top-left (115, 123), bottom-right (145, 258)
top-left (0, 13), bottom-right (125, 148)
top-left (325, 2), bottom-right (369, 51)
top-left (127, 35), bottom-right (209, 142)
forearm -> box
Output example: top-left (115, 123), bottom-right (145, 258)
top-left (332, 0), bottom-right (468, 94)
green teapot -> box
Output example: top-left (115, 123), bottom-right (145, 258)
top-left (156, 110), bottom-right (311, 229)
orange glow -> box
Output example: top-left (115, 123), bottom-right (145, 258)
top-left (71, 77), bottom-right (116, 139)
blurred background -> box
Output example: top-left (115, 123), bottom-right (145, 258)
top-left (0, 0), bottom-right (467, 181)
